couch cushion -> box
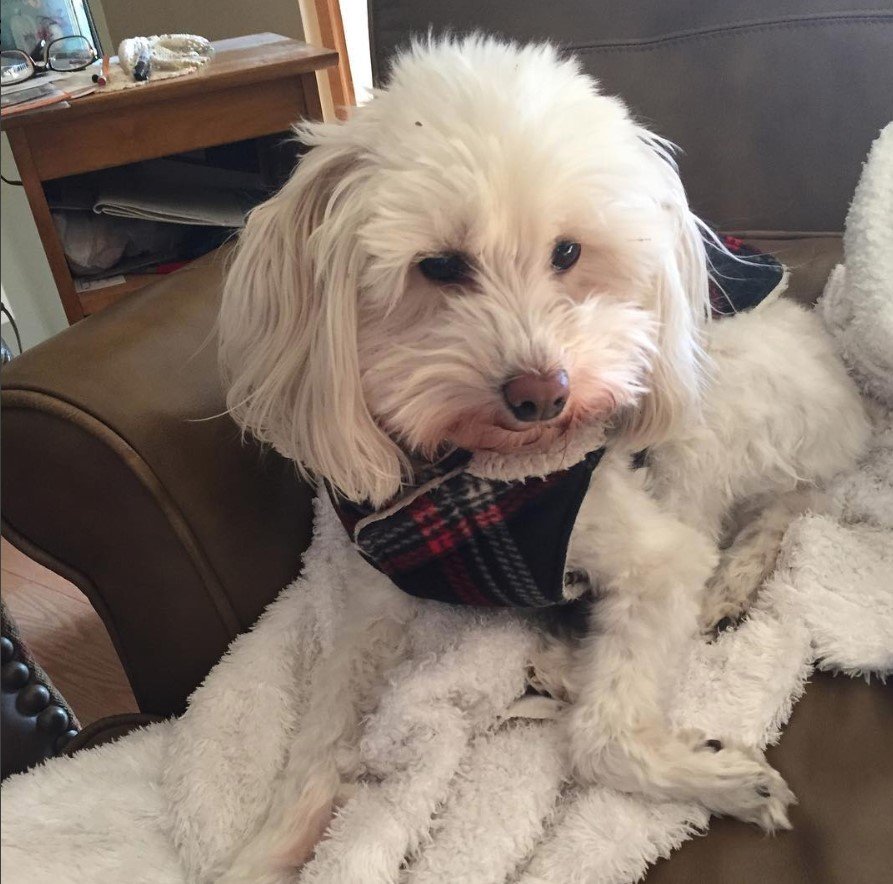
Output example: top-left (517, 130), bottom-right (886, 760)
top-left (368, 1), bottom-right (893, 231)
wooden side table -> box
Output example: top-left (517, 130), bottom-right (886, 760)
top-left (3, 33), bottom-right (337, 323)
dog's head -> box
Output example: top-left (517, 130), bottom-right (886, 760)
top-left (219, 37), bottom-right (710, 505)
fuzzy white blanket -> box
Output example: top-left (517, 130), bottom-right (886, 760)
top-left (3, 126), bottom-right (892, 884)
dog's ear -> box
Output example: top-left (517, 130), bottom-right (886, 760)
top-left (621, 132), bottom-right (711, 447)
top-left (219, 124), bottom-right (407, 505)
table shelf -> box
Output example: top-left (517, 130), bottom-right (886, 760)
top-left (4, 34), bottom-right (337, 324)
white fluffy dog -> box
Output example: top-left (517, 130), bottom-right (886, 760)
top-left (217, 37), bottom-right (869, 879)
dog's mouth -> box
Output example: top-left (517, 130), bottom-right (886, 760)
top-left (449, 420), bottom-right (573, 455)
top-left (387, 387), bottom-right (624, 462)
top-left (444, 401), bottom-right (612, 455)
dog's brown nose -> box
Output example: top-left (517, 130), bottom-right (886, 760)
top-left (502, 370), bottom-right (570, 423)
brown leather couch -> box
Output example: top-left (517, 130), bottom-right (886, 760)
top-left (2, 2), bottom-right (892, 881)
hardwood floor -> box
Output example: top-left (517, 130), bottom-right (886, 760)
top-left (1, 538), bottom-right (137, 726)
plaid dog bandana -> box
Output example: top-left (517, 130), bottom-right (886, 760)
top-left (330, 448), bottom-right (606, 607)
top-left (330, 236), bottom-right (782, 608)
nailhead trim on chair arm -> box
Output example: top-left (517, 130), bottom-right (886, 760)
top-left (1, 605), bottom-right (80, 779)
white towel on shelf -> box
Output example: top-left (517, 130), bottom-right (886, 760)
top-left (93, 159), bottom-right (265, 228)
top-left (93, 182), bottom-right (255, 227)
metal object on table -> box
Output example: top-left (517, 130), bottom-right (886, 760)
top-left (1, 36), bottom-right (97, 86)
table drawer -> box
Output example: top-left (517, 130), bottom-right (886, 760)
top-left (25, 76), bottom-right (313, 181)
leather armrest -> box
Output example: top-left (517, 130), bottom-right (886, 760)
top-left (1, 249), bottom-right (314, 716)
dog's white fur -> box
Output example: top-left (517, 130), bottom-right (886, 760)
top-left (217, 37), bottom-right (869, 880)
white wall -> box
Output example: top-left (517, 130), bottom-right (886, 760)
top-left (340, 0), bottom-right (373, 102)
top-left (0, 137), bottom-right (69, 351)
top-left (1, 283), bottom-right (21, 356)
top-left (98, 0), bottom-right (304, 45)
top-left (89, 0), bottom-right (114, 54)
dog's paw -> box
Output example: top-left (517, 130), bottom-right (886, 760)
top-left (699, 598), bottom-right (749, 637)
top-left (679, 731), bottom-right (796, 831)
top-left (671, 733), bottom-right (796, 831)
top-left (566, 719), bottom-right (795, 833)
top-left (700, 747), bottom-right (796, 832)
top-left (699, 579), bottom-right (754, 636)
top-left (700, 542), bottom-right (774, 634)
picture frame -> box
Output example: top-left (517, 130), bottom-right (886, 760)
top-left (0, 0), bottom-right (101, 59)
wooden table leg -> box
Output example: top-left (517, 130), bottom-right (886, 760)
top-left (299, 71), bottom-right (326, 123)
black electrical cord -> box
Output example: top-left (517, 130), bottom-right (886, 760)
top-left (1, 303), bottom-right (23, 354)
top-left (1, 173), bottom-right (24, 186)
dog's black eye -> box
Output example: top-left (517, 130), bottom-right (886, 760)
top-left (418, 253), bottom-right (471, 284)
top-left (551, 240), bottom-right (581, 272)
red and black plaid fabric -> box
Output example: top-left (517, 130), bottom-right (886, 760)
top-left (330, 448), bottom-right (606, 607)
top-left (331, 236), bottom-right (781, 608)
top-left (706, 234), bottom-right (785, 317)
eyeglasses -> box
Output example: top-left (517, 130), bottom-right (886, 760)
top-left (1, 36), bottom-right (97, 87)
